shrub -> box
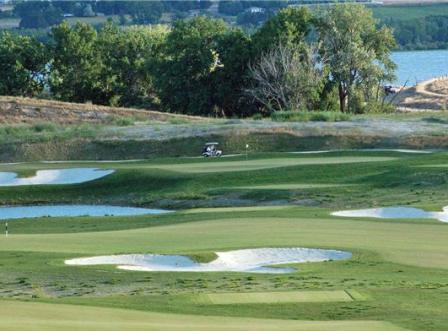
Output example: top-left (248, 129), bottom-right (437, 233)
top-left (252, 113), bottom-right (264, 120)
top-left (106, 116), bottom-right (135, 126)
top-left (32, 122), bottom-right (57, 132)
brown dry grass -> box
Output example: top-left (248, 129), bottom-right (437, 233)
top-left (0, 96), bottom-right (204, 125)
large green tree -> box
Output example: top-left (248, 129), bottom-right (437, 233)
top-left (252, 7), bottom-right (313, 55)
top-left (98, 23), bottom-right (168, 107)
top-left (49, 22), bottom-right (105, 104)
top-left (154, 17), bottom-right (228, 116)
top-left (0, 32), bottom-right (49, 97)
top-left (212, 28), bottom-right (254, 117)
top-left (155, 17), bottom-right (254, 116)
top-left (317, 4), bottom-right (396, 113)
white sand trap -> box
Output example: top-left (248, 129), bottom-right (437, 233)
top-left (0, 205), bottom-right (170, 220)
top-left (0, 168), bottom-right (113, 186)
top-left (332, 206), bottom-right (448, 223)
top-left (65, 247), bottom-right (352, 274)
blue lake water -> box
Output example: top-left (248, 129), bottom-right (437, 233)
top-left (0, 205), bottom-right (171, 220)
top-left (392, 49), bottom-right (448, 86)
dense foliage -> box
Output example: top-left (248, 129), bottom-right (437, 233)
top-left (0, 5), bottom-right (395, 117)
top-left (49, 22), bottom-right (168, 107)
top-left (0, 32), bottom-right (49, 97)
top-left (317, 5), bottom-right (396, 112)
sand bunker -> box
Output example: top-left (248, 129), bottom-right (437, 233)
top-left (0, 205), bottom-right (170, 220)
top-left (332, 206), bottom-right (448, 223)
top-left (65, 247), bottom-right (352, 274)
top-left (0, 168), bottom-right (113, 186)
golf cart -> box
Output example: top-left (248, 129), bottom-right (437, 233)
top-left (202, 142), bottom-right (222, 157)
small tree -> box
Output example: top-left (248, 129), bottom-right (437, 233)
top-left (247, 43), bottom-right (323, 113)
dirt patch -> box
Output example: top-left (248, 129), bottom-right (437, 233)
top-left (393, 77), bottom-right (448, 111)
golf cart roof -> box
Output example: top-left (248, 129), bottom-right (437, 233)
top-left (205, 142), bottom-right (219, 145)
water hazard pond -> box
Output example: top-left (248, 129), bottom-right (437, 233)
top-left (0, 168), bottom-right (113, 186)
top-left (0, 205), bottom-right (171, 220)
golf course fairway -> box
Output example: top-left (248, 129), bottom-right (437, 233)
top-left (1, 152), bottom-right (448, 331)
top-left (0, 300), bottom-right (408, 331)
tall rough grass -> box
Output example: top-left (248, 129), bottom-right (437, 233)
top-left (0, 123), bottom-right (98, 144)
top-left (271, 111), bottom-right (350, 122)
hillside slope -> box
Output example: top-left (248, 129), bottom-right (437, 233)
top-left (0, 96), bottom-right (202, 124)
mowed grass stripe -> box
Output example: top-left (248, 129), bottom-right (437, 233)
top-left (144, 157), bottom-right (396, 173)
top-left (182, 205), bottom-right (296, 214)
top-left (0, 300), bottom-right (409, 331)
top-left (195, 290), bottom-right (354, 304)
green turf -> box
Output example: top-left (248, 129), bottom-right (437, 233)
top-left (0, 300), bottom-right (408, 331)
top-left (143, 156), bottom-right (396, 173)
top-left (1, 215), bottom-right (447, 269)
top-left (195, 290), bottom-right (355, 304)
top-left (1, 151), bottom-right (448, 331)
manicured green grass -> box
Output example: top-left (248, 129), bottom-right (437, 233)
top-left (195, 290), bottom-right (355, 304)
top-left (1, 151), bottom-right (448, 331)
top-left (1, 214), bottom-right (447, 269)
top-left (143, 156), bottom-right (396, 173)
top-left (0, 300), bottom-right (408, 331)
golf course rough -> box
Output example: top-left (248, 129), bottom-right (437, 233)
top-left (195, 290), bottom-right (358, 304)
top-left (65, 248), bottom-right (352, 273)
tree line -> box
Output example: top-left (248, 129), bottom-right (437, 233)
top-left (13, 1), bottom-right (213, 29)
top-left (385, 15), bottom-right (448, 50)
top-left (0, 5), bottom-right (396, 117)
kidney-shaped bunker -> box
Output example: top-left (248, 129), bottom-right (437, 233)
top-left (65, 247), bottom-right (352, 274)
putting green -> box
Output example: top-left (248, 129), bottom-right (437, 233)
top-left (2, 215), bottom-right (447, 269)
top-left (195, 290), bottom-right (355, 304)
top-left (145, 157), bottom-right (395, 173)
top-left (0, 300), bottom-right (408, 331)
